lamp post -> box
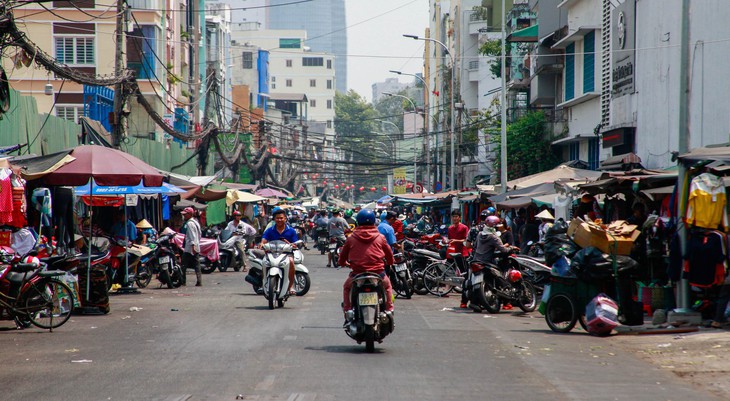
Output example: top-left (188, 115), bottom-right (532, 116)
top-left (389, 70), bottom-right (431, 190)
top-left (382, 92), bottom-right (419, 189)
top-left (404, 34), bottom-right (454, 193)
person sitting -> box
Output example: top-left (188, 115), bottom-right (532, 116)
top-left (135, 219), bottom-right (157, 245)
top-left (535, 209), bottom-right (555, 243)
top-left (338, 209), bottom-right (395, 315)
top-left (110, 210), bottom-right (137, 242)
top-left (260, 207), bottom-right (299, 295)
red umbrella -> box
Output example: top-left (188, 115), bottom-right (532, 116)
top-left (41, 145), bottom-right (164, 187)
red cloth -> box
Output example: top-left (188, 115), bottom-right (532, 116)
top-left (338, 225), bottom-right (394, 273)
top-left (9, 187), bottom-right (26, 228)
top-left (448, 223), bottom-right (469, 256)
top-left (0, 177), bottom-right (13, 225)
top-left (391, 219), bottom-right (404, 241)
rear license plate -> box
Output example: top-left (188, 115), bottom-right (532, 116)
top-left (159, 256), bottom-right (170, 264)
top-left (358, 292), bottom-right (378, 306)
top-left (471, 273), bottom-right (483, 285)
top-left (394, 263), bottom-right (407, 272)
top-left (329, 243), bottom-right (337, 250)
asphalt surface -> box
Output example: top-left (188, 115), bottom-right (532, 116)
top-left (0, 248), bottom-right (721, 401)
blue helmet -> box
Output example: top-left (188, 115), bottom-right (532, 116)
top-left (380, 211), bottom-right (388, 221)
top-left (272, 207), bottom-right (286, 217)
top-left (357, 209), bottom-right (377, 226)
top-left (487, 207), bottom-right (496, 215)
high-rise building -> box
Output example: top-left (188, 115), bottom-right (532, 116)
top-left (266, 0), bottom-right (347, 94)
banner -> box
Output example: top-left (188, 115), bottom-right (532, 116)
top-left (393, 168), bottom-right (407, 194)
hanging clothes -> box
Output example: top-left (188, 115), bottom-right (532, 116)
top-left (0, 168), bottom-right (14, 225)
top-left (553, 194), bottom-right (572, 222)
top-left (686, 173), bottom-right (728, 230)
top-left (31, 187), bottom-right (52, 227)
top-left (684, 229), bottom-right (727, 288)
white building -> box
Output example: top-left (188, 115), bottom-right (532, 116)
top-left (230, 26), bottom-right (336, 153)
top-left (371, 78), bottom-right (410, 103)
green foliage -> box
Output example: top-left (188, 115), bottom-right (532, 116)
top-left (493, 111), bottom-right (562, 181)
top-left (479, 38), bottom-right (502, 79)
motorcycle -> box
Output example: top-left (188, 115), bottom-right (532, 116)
top-left (471, 252), bottom-right (537, 313)
top-left (260, 240), bottom-right (300, 309)
top-left (387, 252), bottom-right (413, 299)
top-left (153, 234), bottom-right (183, 289)
top-left (245, 243), bottom-right (310, 296)
top-left (510, 250), bottom-right (552, 297)
top-left (290, 220), bottom-right (307, 244)
top-left (403, 239), bottom-right (443, 295)
top-left (315, 227), bottom-right (329, 255)
top-left (344, 272), bottom-right (395, 353)
top-left (106, 237), bottom-right (144, 290)
top-left (328, 237), bottom-right (345, 268)
top-left (217, 229), bottom-right (246, 272)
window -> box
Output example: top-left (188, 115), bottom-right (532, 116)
top-left (569, 141), bottom-right (579, 162)
top-left (310, 99), bottom-right (317, 107)
top-left (286, 79), bottom-right (292, 87)
top-left (271, 83), bottom-right (276, 89)
top-left (326, 99), bottom-right (332, 109)
top-left (279, 38), bottom-right (301, 48)
top-left (326, 120), bottom-right (332, 128)
top-left (326, 59), bottom-right (332, 69)
top-left (327, 79), bottom-right (332, 89)
top-left (310, 79), bottom-right (316, 87)
top-left (286, 59), bottom-right (292, 67)
top-left (55, 37), bottom-right (94, 65)
top-left (588, 138), bottom-right (599, 170)
top-left (242, 51), bottom-right (253, 69)
top-left (271, 76), bottom-right (276, 82)
top-left (302, 57), bottom-right (323, 67)
top-left (583, 31), bottom-right (595, 93)
top-left (56, 105), bottom-right (83, 123)
top-left (565, 43), bottom-right (575, 101)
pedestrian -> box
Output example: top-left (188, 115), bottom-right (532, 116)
top-left (180, 207), bottom-right (202, 286)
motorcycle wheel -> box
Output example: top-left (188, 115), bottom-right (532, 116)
top-left (394, 274), bottom-right (413, 299)
top-left (200, 259), bottom-right (216, 274)
top-left (135, 264), bottom-right (152, 288)
top-left (218, 263), bottom-right (229, 273)
top-left (170, 265), bottom-right (183, 288)
top-left (268, 276), bottom-right (278, 310)
top-left (411, 267), bottom-right (429, 295)
top-left (364, 325), bottom-right (375, 353)
top-left (158, 267), bottom-right (172, 288)
top-left (478, 282), bottom-right (502, 314)
top-left (545, 293), bottom-right (578, 333)
top-left (423, 263), bottom-right (454, 297)
top-left (294, 272), bottom-right (311, 296)
top-left (516, 281), bottom-right (538, 312)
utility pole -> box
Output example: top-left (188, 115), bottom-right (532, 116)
top-left (190, 0), bottom-right (201, 126)
top-left (500, 0), bottom-right (508, 193)
top-left (112, 0), bottom-right (126, 149)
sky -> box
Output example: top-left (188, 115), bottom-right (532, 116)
top-left (344, 0), bottom-right (430, 102)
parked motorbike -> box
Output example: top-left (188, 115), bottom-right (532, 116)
top-left (153, 234), bottom-right (183, 289)
top-left (217, 229), bottom-right (245, 272)
top-left (472, 252), bottom-right (537, 313)
top-left (387, 252), bottom-right (413, 299)
top-left (260, 240), bottom-right (299, 309)
top-left (344, 272), bottom-right (395, 353)
top-left (106, 237), bottom-right (143, 290)
top-left (403, 239), bottom-right (442, 295)
top-left (315, 227), bottom-right (329, 255)
top-left (246, 242), bottom-right (310, 296)
top-left (510, 251), bottom-right (552, 297)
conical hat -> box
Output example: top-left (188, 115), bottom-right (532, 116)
top-left (535, 210), bottom-right (554, 220)
top-left (136, 219), bottom-right (153, 229)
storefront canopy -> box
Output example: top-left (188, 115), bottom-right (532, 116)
top-left (678, 146), bottom-right (730, 163)
top-left (226, 190), bottom-right (267, 206)
top-left (507, 164), bottom-right (602, 189)
top-left (256, 187), bottom-right (291, 199)
top-left (488, 183), bottom-right (555, 203)
top-left (74, 179), bottom-right (185, 196)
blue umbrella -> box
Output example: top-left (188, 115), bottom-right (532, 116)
top-left (74, 179), bottom-right (185, 196)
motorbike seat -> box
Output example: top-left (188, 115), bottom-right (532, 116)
top-left (412, 248), bottom-right (443, 260)
top-left (515, 254), bottom-right (546, 263)
top-left (40, 255), bottom-right (67, 266)
top-left (249, 249), bottom-right (266, 259)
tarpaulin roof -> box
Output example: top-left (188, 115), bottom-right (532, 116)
top-left (678, 146), bottom-right (730, 163)
top-left (5, 151), bottom-right (76, 180)
top-left (256, 188), bottom-right (290, 198)
top-left (226, 190), bottom-right (267, 206)
top-left (507, 164), bottom-right (601, 189)
top-left (174, 199), bottom-right (207, 210)
top-left (220, 182), bottom-right (259, 192)
top-left (488, 183), bottom-right (555, 203)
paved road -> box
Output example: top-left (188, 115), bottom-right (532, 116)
top-left (0, 248), bottom-right (720, 401)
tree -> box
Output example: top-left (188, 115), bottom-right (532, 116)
top-left (493, 111), bottom-right (562, 182)
top-left (479, 38), bottom-right (502, 79)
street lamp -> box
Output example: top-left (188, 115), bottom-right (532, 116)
top-left (389, 70), bottom-right (431, 187)
top-left (403, 34), bottom-right (455, 193)
top-left (382, 92), bottom-right (419, 188)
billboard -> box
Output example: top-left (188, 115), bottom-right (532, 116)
top-left (393, 168), bottom-right (407, 194)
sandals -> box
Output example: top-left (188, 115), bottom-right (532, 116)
top-left (288, 289), bottom-right (297, 296)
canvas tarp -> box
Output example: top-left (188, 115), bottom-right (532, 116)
top-left (506, 164), bottom-right (601, 189)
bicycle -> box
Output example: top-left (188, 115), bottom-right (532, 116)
top-left (0, 261), bottom-right (75, 331)
top-left (422, 255), bottom-right (466, 297)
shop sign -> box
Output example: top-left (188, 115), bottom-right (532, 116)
top-left (611, 0), bottom-right (636, 98)
top-left (393, 168), bottom-right (407, 195)
top-left (602, 129), bottom-right (625, 148)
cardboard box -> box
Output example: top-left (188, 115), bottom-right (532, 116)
top-left (568, 219), bottom-right (640, 255)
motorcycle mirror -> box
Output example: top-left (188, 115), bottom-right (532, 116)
top-left (527, 240), bottom-right (533, 246)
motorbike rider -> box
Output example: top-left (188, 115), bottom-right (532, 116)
top-left (463, 213), bottom-right (519, 309)
top-left (260, 207), bottom-right (299, 296)
top-left (313, 209), bottom-right (329, 242)
top-left (338, 209), bottom-right (395, 315)
top-left (327, 209), bottom-right (351, 268)
top-left (344, 209), bottom-right (357, 228)
top-left (378, 211), bottom-right (400, 251)
top-left (225, 210), bottom-right (256, 271)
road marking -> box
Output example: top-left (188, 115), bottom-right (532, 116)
top-left (255, 375), bottom-right (276, 391)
